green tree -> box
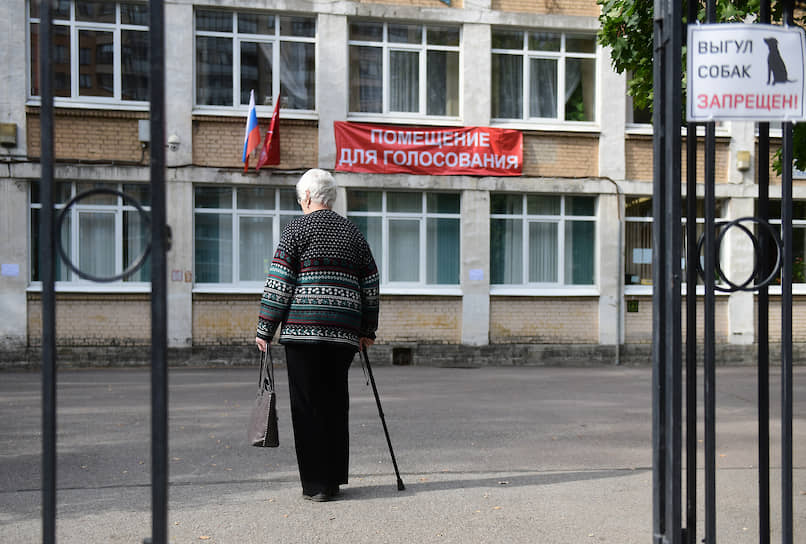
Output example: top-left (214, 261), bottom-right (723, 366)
top-left (597, 0), bottom-right (806, 172)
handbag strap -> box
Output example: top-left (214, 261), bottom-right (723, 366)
top-left (258, 349), bottom-right (276, 391)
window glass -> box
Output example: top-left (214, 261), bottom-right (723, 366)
top-left (238, 13), bottom-right (274, 35)
top-left (195, 10), bottom-right (315, 110)
top-left (387, 192), bottom-right (421, 213)
top-left (29, 2), bottom-right (149, 102)
top-left (529, 32), bottom-right (560, 51)
top-left (492, 29), bottom-right (523, 50)
top-left (194, 187), bottom-right (299, 285)
top-left (348, 21), bottom-right (460, 118)
top-left (427, 193), bottom-right (460, 214)
top-left (30, 182), bottom-right (152, 284)
top-left (527, 195), bottom-right (560, 215)
top-left (492, 28), bottom-right (597, 122)
top-left (389, 23), bottom-right (421, 44)
top-left (195, 187), bottom-right (232, 209)
top-left (491, 194), bottom-right (596, 286)
top-left (428, 27), bottom-right (459, 46)
top-left (347, 190), bottom-right (460, 286)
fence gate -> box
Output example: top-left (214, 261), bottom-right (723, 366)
top-left (37, 1), bottom-right (169, 542)
top-left (652, 0), bottom-right (796, 543)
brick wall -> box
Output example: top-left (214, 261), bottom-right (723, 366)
top-left (757, 296), bottom-right (806, 342)
top-left (192, 117), bottom-right (317, 170)
top-left (193, 294), bottom-right (259, 345)
top-left (489, 296), bottom-right (598, 343)
top-left (624, 295), bottom-right (729, 344)
top-left (626, 134), bottom-right (731, 183)
top-left (27, 293), bottom-right (151, 346)
top-left (522, 132), bottom-right (598, 178)
top-left (27, 108), bottom-right (147, 163)
top-left (375, 296), bottom-right (462, 344)
top-left (492, 0), bottom-right (600, 16)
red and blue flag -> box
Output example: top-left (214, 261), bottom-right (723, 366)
top-left (242, 89), bottom-right (260, 171)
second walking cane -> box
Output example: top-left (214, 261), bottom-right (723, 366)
top-left (361, 348), bottom-right (405, 491)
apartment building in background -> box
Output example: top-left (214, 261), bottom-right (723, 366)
top-left (1, 0), bottom-right (802, 366)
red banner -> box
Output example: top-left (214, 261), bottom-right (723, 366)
top-left (334, 121), bottom-right (522, 176)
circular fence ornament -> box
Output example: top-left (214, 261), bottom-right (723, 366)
top-left (696, 216), bottom-right (782, 292)
top-left (56, 187), bottom-right (152, 282)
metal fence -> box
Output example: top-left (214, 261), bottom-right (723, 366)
top-left (37, 1), bottom-right (169, 542)
top-left (652, 0), bottom-right (795, 543)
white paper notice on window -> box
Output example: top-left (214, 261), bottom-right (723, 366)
top-left (632, 248), bottom-right (652, 265)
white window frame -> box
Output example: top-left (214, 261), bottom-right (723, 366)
top-left (347, 21), bottom-right (462, 123)
top-left (193, 9), bottom-right (316, 117)
top-left (193, 186), bottom-right (299, 292)
top-left (27, 1), bottom-right (150, 109)
top-left (489, 194), bottom-right (598, 294)
top-left (623, 196), bottom-right (729, 295)
top-left (346, 191), bottom-right (462, 293)
top-left (28, 181), bottom-right (152, 292)
top-left (490, 29), bottom-right (598, 129)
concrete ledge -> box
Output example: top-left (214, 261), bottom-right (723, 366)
top-left (2, 343), bottom-right (805, 369)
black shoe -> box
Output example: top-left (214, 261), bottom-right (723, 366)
top-left (303, 487), bottom-right (340, 502)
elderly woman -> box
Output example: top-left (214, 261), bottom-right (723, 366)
top-left (255, 168), bottom-right (379, 502)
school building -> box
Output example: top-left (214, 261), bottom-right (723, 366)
top-left (1, 0), bottom-right (804, 366)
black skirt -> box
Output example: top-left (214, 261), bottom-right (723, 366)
top-left (284, 343), bottom-right (356, 495)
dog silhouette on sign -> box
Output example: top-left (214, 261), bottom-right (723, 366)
top-left (764, 37), bottom-right (796, 85)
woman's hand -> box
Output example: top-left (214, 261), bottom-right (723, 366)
top-left (255, 337), bottom-right (268, 352)
top-left (359, 337), bottom-right (374, 352)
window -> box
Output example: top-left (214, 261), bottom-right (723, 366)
top-left (490, 194), bottom-right (596, 286)
top-left (756, 200), bottom-right (806, 284)
top-left (347, 191), bottom-right (460, 286)
top-left (30, 181), bottom-right (151, 284)
top-left (194, 10), bottom-right (315, 110)
top-left (348, 21), bottom-right (460, 118)
top-left (194, 186), bottom-right (299, 284)
top-left (29, 1), bottom-right (149, 102)
top-left (624, 197), bottom-right (726, 286)
top-left (491, 29), bottom-right (596, 122)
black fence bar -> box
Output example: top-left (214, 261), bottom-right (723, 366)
top-left (148, 1), bottom-right (168, 543)
top-left (652, 1), bottom-right (668, 541)
top-left (756, 7), bottom-right (771, 544)
top-left (38, 1), bottom-right (57, 542)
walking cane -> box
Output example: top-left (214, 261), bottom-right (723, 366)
top-left (361, 348), bottom-right (405, 491)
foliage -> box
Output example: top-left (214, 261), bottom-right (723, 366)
top-left (597, 0), bottom-right (806, 170)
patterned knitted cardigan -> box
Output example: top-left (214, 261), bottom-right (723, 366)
top-left (256, 209), bottom-right (379, 348)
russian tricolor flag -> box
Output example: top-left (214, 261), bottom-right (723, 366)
top-left (242, 89), bottom-right (260, 172)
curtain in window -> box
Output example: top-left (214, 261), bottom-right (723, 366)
top-left (124, 210), bottom-right (150, 282)
top-left (565, 58), bottom-right (595, 121)
top-left (529, 58), bottom-right (557, 118)
top-left (426, 51), bottom-right (458, 116)
top-left (239, 217), bottom-right (273, 282)
top-left (528, 222), bottom-right (558, 282)
top-left (426, 218), bottom-right (459, 284)
top-left (389, 219), bottom-right (419, 281)
top-left (491, 218), bottom-right (522, 283)
top-left (565, 220), bottom-right (594, 285)
top-left (280, 41), bottom-right (314, 110)
top-left (79, 212), bottom-right (115, 278)
top-left (349, 216), bottom-right (383, 275)
top-left (625, 222), bottom-right (652, 284)
top-left (492, 54), bottom-right (522, 119)
top-left (390, 50), bottom-right (418, 112)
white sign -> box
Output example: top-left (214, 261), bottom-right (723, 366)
top-left (687, 24), bottom-right (806, 121)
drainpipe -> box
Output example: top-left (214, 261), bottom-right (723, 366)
top-left (603, 177), bottom-right (623, 365)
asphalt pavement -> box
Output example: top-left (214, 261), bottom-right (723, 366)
top-left (0, 364), bottom-right (803, 543)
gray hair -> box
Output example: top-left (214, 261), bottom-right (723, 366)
top-left (296, 168), bottom-right (337, 208)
